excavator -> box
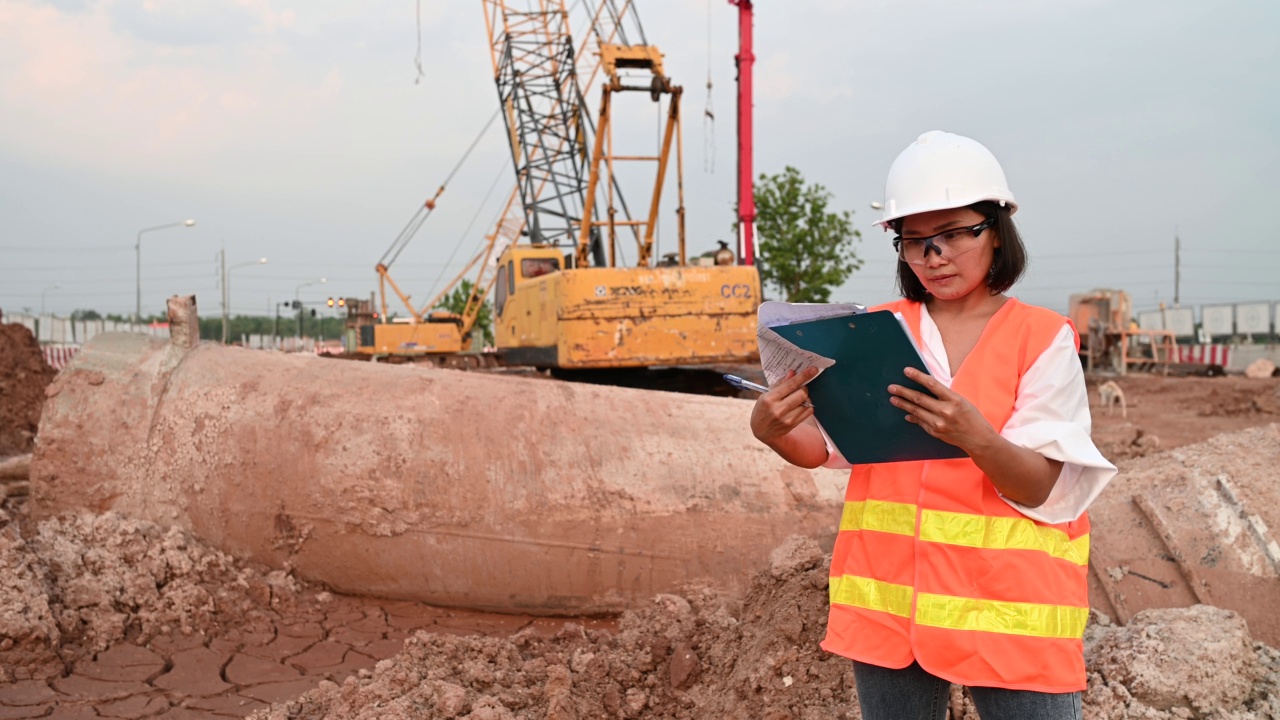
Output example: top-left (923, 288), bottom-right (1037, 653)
top-left (357, 0), bottom-right (762, 376)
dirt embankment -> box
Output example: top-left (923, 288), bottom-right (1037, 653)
top-left (0, 321), bottom-right (56, 457)
top-left (2, 464), bottom-right (1279, 717)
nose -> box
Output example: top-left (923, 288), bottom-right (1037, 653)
top-left (923, 245), bottom-right (948, 268)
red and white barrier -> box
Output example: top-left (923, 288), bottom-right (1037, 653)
top-left (42, 345), bottom-right (80, 371)
top-left (1178, 344), bottom-right (1232, 366)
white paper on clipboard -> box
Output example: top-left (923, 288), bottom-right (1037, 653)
top-left (755, 301), bottom-right (866, 386)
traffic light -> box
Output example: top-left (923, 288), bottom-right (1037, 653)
top-left (291, 300), bottom-right (302, 310)
top-left (326, 297), bottom-right (335, 308)
top-left (310, 309), bottom-right (317, 318)
top-left (337, 297), bottom-right (346, 307)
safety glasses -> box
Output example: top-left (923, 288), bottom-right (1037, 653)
top-left (893, 217), bottom-right (995, 266)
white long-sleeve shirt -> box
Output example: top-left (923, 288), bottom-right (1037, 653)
top-left (822, 304), bottom-right (1117, 524)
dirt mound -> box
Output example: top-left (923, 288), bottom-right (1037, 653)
top-left (1097, 425), bottom-right (1163, 460)
top-left (0, 321), bottom-right (56, 456)
top-left (251, 536), bottom-right (1280, 720)
top-left (251, 536), bottom-right (855, 720)
top-left (0, 509), bottom-right (303, 682)
top-left (1086, 605), bottom-right (1276, 717)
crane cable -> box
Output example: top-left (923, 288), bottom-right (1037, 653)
top-left (379, 108), bottom-right (502, 269)
top-left (704, 0), bottom-right (715, 174)
top-left (421, 158), bottom-right (511, 309)
top-left (414, 0), bottom-right (426, 85)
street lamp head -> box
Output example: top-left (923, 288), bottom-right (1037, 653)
top-left (258, 257), bottom-right (268, 265)
top-left (870, 201), bottom-right (884, 211)
top-left (184, 219), bottom-right (196, 227)
top-left (320, 277), bottom-right (328, 284)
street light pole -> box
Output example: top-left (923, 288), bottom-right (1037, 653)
top-left (222, 256), bottom-right (268, 343)
top-left (293, 278), bottom-right (327, 342)
top-left (41, 283), bottom-right (61, 316)
top-left (135, 219), bottom-right (196, 323)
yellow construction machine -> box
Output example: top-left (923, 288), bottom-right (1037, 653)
top-left (357, 0), bottom-right (762, 373)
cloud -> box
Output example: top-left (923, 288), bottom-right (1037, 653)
top-left (106, 0), bottom-right (297, 47)
top-left (39, 0), bottom-right (91, 11)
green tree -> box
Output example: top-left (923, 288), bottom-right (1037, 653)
top-left (70, 309), bottom-right (103, 321)
top-left (751, 166), bottom-right (862, 302)
top-left (434, 279), bottom-right (494, 348)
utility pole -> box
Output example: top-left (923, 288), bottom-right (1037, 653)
top-left (220, 248), bottom-right (229, 343)
top-left (1173, 226), bottom-right (1181, 307)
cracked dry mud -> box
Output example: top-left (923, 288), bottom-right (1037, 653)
top-left (1, 514), bottom-right (1278, 719)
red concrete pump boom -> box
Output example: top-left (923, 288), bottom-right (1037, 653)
top-left (730, 0), bottom-right (755, 266)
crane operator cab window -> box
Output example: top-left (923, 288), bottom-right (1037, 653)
top-left (495, 263), bottom-right (509, 316)
top-left (521, 257), bottom-right (560, 279)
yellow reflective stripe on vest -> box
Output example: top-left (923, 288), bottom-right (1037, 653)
top-left (839, 500), bottom-right (916, 536)
top-left (829, 575), bottom-right (913, 618)
top-left (915, 592), bottom-right (1089, 639)
top-left (918, 509), bottom-right (1090, 566)
top-left (839, 502), bottom-right (1089, 566)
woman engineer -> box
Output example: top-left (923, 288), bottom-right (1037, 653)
top-left (749, 130), bottom-right (1117, 719)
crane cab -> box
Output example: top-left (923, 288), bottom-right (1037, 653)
top-left (494, 244), bottom-right (761, 369)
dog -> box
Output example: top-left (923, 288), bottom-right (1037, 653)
top-left (1098, 380), bottom-right (1127, 418)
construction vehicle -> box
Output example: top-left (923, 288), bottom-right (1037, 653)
top-left (1069, 288), bottom-right (1177, 374)
top-left (358, 0), bottom-right (763, 374)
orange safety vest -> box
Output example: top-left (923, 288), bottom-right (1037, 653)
top-left (820, 298), bottom-right (1091, 693)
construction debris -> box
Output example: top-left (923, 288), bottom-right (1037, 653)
top-left (1246, 358), bottom-right (1278, 379)
top-left (1088, 424), bottom-right (1280, 645)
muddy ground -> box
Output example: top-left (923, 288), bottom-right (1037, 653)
top-left (2, 323), bottom-right (1280, 718)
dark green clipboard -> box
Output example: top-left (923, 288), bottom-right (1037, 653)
top-left (775, 310), bottom-right (967, 464)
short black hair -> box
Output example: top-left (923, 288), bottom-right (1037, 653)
top-left (891, 201), bottom-right (1026, 303)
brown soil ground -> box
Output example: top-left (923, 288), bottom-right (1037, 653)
top-left (1085, 372), bottom-right (1280, 459)
top-left (2, 368), bottom-right (1279, 718)
top-left (0, 321), bottom-right (56, 457)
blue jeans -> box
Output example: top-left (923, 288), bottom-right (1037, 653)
top-left (853, 660), bottom-right (1082, 720)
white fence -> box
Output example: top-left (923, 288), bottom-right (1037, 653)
top-left (2, 313), bottom-right (342, 370)
top-left (1135, 301), bottom-right (1278, 341)
top-left (2, 313), bottom-right (171, 343)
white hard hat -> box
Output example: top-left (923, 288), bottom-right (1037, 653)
top-left (876, 130), bottom-right (1017, 229)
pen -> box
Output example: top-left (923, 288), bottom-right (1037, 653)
top-left (723, 374), bottom-right (814, 408)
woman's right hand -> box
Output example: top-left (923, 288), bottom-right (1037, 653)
top-left (749, 367), bottom-right (819, 448)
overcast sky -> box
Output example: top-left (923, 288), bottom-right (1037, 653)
top-left (2, 0), bottom-right (1278, 322)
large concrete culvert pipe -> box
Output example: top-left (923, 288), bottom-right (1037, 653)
top-left (31, 297), bottom-right (847, 615)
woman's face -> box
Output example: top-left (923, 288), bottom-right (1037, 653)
top-left (897, 207), bottom-right (1000, 302)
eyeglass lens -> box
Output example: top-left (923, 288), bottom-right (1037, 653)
top-left (897, 221), bottom-right (990, 265)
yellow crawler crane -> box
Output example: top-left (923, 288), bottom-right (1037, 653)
top-left (483, 1), bottom-right (761, 370)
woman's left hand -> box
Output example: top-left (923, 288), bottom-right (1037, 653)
top-left (888, 367), bottom-right (996, 453)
